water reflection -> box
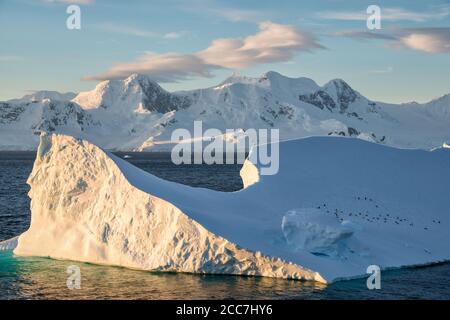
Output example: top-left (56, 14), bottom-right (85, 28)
top-left (0, 251), bottom-right (327, 299)
top-left (1, 251), bottom-right (449, 300)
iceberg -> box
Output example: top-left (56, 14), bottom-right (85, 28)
top-left (4, 133), bottom-right (450, 283)
top-left (0, 236), bottom-right (18, 251)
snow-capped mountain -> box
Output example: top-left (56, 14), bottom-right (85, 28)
top-left (1, 71), bottom-right (449, 150)
top-left (7, 90), bottom-right (77, 104)
top-left (72, 73), bottom-right (191, 113)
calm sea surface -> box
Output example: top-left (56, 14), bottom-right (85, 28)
top-left (0, 152), bottom-right (449, 299)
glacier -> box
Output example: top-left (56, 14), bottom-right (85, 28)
top-left (1, 133), bottom-right (449, 283)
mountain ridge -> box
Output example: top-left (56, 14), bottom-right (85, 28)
top-left (1, 71), bottom-right (449, 151)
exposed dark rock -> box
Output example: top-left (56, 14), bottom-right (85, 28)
top-left (299, 90), bottom-right (336, 111)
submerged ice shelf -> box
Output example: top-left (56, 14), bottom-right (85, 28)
top-left (1, 134), bottom-right (450, 283)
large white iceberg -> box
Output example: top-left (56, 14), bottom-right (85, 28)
top-left (2, 133), bottom-right (450, 283)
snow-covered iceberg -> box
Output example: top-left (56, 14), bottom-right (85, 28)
top-left (5, 133), bottom-right (450, 283)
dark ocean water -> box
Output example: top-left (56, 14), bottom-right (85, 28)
top-left (0, 152), bottom-right (449, 300)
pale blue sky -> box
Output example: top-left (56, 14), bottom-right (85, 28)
top-left (0, 0), bottom-right (449, 103)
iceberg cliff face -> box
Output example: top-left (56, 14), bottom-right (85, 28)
top-left (0, 236), bottom-right (18, 251)
top-left (13, 134), bottom-right (324, 282)
top-left (7, 133), bottom-right (450, 283)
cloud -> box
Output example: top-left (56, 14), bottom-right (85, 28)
top-left (94, 23), bottom-right (187, 40)
top-left (84, 21), bottom-right (324, 82)
top-left (177, 0), bottom-right (266, 23)
top-left (317, 6), bottom-right (450, 22)
top-left (399, 28), bottom-right (450, 53)
top-left (205, 7), bottom-right (264, 23)
top-left (0, 55), bottom-right (22, 62)
top-left (198, 21), bottom-right (324, 69)
top-left (95, 23), bottom-right (159, 38)
top-left (369, 66), bottom-right (393, 74)
top-left (337, 28), bottom-right (450, 54)
top-left (335, 30), bottom-right (397, 41)
top-left (163, 32), bottom-right (187, 39)
top-left (43, 0), bottom-right (94, 4)
top-left (83, 53), bottom-right (217, 82)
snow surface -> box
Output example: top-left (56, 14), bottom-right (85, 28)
top-left (1, 72), bottom-right (450, 151)
top-left (8, 133), bottom-right (450, 283)
top-left (281, 209), bottom-right (354, 257)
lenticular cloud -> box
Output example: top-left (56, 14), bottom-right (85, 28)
top-left (84, 21), bottom-right (324, 82)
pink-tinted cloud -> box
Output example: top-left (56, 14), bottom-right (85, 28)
top-left (198, 21), bottom-right (323, 68)
top-left (399, 29), bottom-right (450, 53)
top-left (337, 28), bottom-right (450, 54)
top-left (84, 21), bottom-right (324, 82)
top-left (83, 53), bottom-right (217, 82)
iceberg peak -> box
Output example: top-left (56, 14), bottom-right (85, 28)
top-left (13, 133), bottom-right (326, 282)
top-left (9, 134), bottom-right (450, 283)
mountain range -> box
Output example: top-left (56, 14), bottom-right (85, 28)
top-left (1, 71), bottom-right (449, 151)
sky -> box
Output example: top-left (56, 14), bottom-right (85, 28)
top-left (0, 0), bottom-right (449, 103)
